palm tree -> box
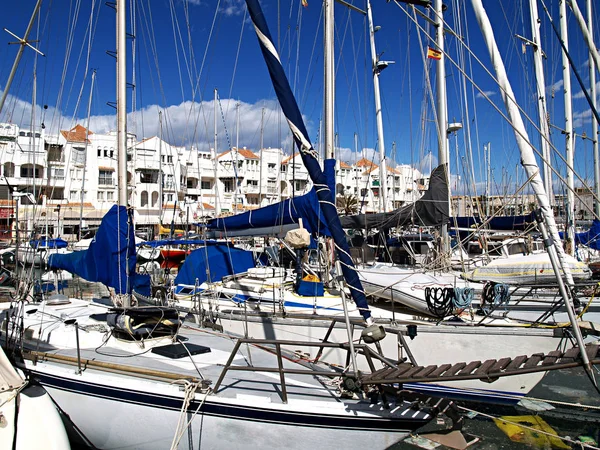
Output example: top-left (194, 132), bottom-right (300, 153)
top-left (337, 194), bottom-right (360, 216)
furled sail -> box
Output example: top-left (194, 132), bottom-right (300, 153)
top-left (48, 205), bottom-right (150, 295)
top-left (206, 189), bottom-right (330, 236)
top-left (340, 164), bottom-right (449, 230)
top-left (245, 0), bottom-right (372, 321)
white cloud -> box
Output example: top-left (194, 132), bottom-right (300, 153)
top-left (572, 81), bottom-right (600, 100)
top-left (219, 0), bottom-right (246, 16)
top-left (476, 90), bottom-right (496, 99)
top-left (417, 152), bottom-right (438, 175)
top-left (0, 90), bottom-right (295, 153)
top-left (573, 108), bottom-right (592, 128)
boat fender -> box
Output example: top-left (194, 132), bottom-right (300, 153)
top-left (361, 324), bottom-right (386, 343)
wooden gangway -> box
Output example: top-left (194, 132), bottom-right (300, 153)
top-left (360, 344), bottom-right (600, 386)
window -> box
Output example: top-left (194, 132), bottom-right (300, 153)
top-left (106, 191), bottom-right (114, 201)
top-left (165, 174), bottom-right (175, 189)
top-left (110, 149), bottom-right (114, 159)
top-left (152, 192), bottom-right (158, 206)
top-left (3, 162), bottom-right (14, 177)
top-left (70, 190), bottom-right (78, 200)
top-left (167, 155), bottom-right (173, 163)
top-left (223, 179), bottom-right (234, 193)
top-left (72, 147), bottom-right (86, 164)
top-left (281, 165), bottom-right (287, 172)
top-left (51, 168), bottom-right (65, 180)
top-left (98, 170), bottom-right (114, 185)
top-left (104, 148), bottom-right (108, 157)
top-left (97, 191), bottom-right (105, 201)
top-left (200, 180), bottom-right (211, 190)
top-left (247, 180), bottom-right (258, 187)
top-left (141, 191), bottom-right (148, 207)
top-left (140, 170), bottom-right (158, 184)
top-left (97, 147), bottom-right (101, 157)
top-left (20, 165), bottom-right (42, 178)
top-left (166, 194), bottom-right (173, 202)
top-left (267, 180), bottom-right (277, 194)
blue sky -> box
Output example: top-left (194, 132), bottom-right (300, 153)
top-left (1, 0), bottom-right (599, 198)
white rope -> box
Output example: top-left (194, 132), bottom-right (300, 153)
top-left (169, 380), bottom-right (210, 450)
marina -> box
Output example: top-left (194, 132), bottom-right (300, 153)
top-left (1, 0), bottom-right (600, 449)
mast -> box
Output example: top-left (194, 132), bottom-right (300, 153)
top-left (367, 0), bottom-right (388, 212)
top-left (79, 70), bottom-right (96, 240)
top-left (529, 0), bottom-right (553, 204)
top-left (560, 0), bottom-right (575, 255)
top-left (586, 0), bottom-right (600, 216)
top-left (158, 111), bottom-right (163, 222)
top-left (470, 0), bottom-right (594, 385)
top-left (434, 0), bottom-right (450, 252)
top-left (0, 0), bottom-right (43, 116)
top-left (259, 106), bottom-right (264, 203)
top-left (213, 88), bottom-right (220, 216)
top-left (116, 0), bottom-right (128, 207)
top-left (235, 101), bottom-right (240, 214)
top-left (324, 0), bottom-right (335, 163)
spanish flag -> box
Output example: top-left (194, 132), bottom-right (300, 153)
top-left (427, 47), bottom-right (442, 60)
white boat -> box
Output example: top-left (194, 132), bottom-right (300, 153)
top-left (4, 298), bottom-right (431, 449)
top-left (0, 346), bottom-right (70, 450)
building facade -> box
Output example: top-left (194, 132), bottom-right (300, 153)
top-left (0, 123), bottom-right (425, 239)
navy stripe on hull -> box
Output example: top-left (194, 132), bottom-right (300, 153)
top-left (29, 370), bottom-right (428, 432)
top-left (406, 383), bottom-right (524, 406)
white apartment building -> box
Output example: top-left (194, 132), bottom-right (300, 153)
top-left (0, 122), bottom-right (425, 239)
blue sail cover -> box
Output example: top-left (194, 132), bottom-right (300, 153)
top-left (30, 237), bottom-right (68, 249)
top-left (245, 0), bottom-right (372, 320)
top-left (207, 189), bottom-right (331, 236)
top-left (574, 219), bottom-right (600, 250)
top-left (48, 205), bottom-right (150, 296)
top-left (175, 244), bottom-right (256, 285)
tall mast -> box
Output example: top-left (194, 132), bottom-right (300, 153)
top-left (587, 0), bottom-right (600, 216)
top-left (116, 0), bottom-right (128, 207)
top-left (324, 0), bottom-right (335, 162)
top-left (367, 0), bottom-right (388, 212)
top-left (435, 0), bottom-right (449, 252)
top-left (158, 111), bottom-right (163, 222)
top-left (259, 106), bottom-right (264, 203)
top-left (0, 0), bottom-right (43, 116)
top-left (79, 70), bottom-right (96, 240)
top-left (470, 0), bottom-right (594, 382)
top-left (213, 88), bottom-right (220, 216)
top-left (235, 101), bottom-right (240, 214)
top-left (560, 0), bottom-right (575, 255)
top-left (529, 0), bottom-right (553, 204)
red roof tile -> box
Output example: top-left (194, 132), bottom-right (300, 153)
top-left (60, 124), bottom-right (93, 143)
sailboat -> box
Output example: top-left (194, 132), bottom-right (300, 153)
top-left (0, 2), bottom-right (443, 448)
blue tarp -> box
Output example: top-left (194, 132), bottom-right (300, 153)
top-left (138, 239), bottom-right (212, 248)
top-left (206, 189), bottom-right (331, 236)
top-left (174, 244), bottom-right (256, 286)
top-left (48, 205), bottom-right (150, 296)
top-left (30, 237), bottom-right (68, 249)
top-left (574, 219), bottom-right (600, 250)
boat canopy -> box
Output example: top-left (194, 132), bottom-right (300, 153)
top-left (138, 239), bottom-right (208, 247)
top-left (174, 244), bottom-right (256, 286)
top-left (48, 205), bottom-right (150, 296)
top-left (30, 237), bottom-right (68, 249)
top-left (453, 212), bottom-right (535, 231)
top-left (574, 219), bottom-right (600, 250)
top-left (340, 164), bottom-right (449, 230)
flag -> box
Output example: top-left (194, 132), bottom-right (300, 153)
top-left (302, 0), bottom-right (308, 7)
top-left (427, 47), bottom-right (442, 60)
